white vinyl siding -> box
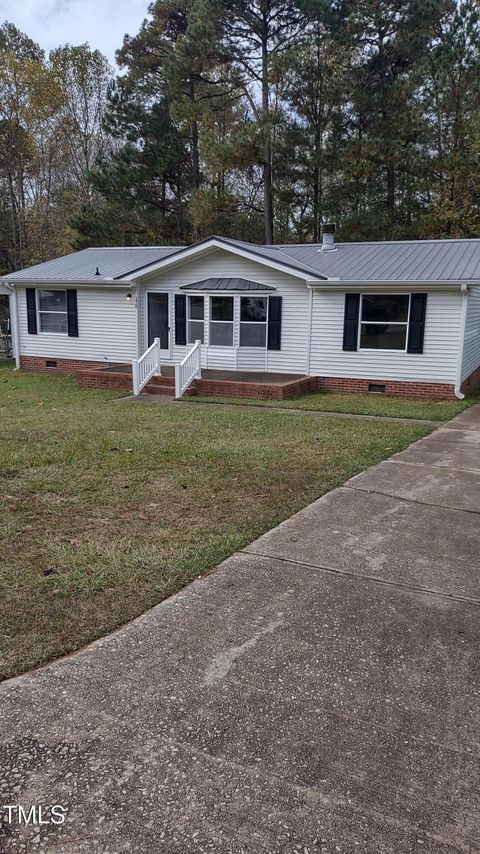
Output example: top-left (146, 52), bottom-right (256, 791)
top-left (17, 287), bottom-right (137, 362)
top-left (310, 289), bottom-right (462, 384)
top-left (141, 249), bottom-right (310, 374)
top-left (461, 286), bottom-right (480, 381)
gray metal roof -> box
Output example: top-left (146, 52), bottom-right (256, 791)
top-left (219, 237), bottom-right (328, 280)
top-left (2, 247), bottom-right (181, 282)
top-left (3, 237), bottom-right (480, 285)
top-left (180, 277), bottom-right (275, 292)
top-left (276, 239), bottom-right (480, 282)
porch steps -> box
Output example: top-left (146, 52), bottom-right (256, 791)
top-left (76, 365), bottom-right (317, 401)
top-left (144, 375), bottom-right (176, 396)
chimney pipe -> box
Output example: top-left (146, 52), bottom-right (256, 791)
top-left (321, 222), bottom-right (336, 251)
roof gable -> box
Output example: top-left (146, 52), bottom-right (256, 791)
top-left (116, 237), bottom-right (329, 283)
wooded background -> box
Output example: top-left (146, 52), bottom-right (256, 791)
top-left (1, 0), bottom-right (479, 274)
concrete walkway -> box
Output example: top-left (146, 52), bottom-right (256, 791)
top-left (2, 409), bottom-right (480, 853)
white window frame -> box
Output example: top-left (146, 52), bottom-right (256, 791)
top-left (358, 293), bottom-right (411, 353)
top-left (239, 296), bottom-right (269, 348)
top-left (187, 295), bottom-right (205, 344)
top-left (209, 295), bottom-right (234, 347)
top-left (36, 289), bottom-right (68, 335)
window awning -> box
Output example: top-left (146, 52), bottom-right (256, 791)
top-left (180, 278), bottom-right (276, 292)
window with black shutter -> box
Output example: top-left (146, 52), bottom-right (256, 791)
top-left (342, 294), bottom-right (360, 351)
top-left (267, 296), bottom-right (282, 350)
top-left (407, 294), bottom-right (427, 354)
top-left (174, 294), bottom-right (186, 345)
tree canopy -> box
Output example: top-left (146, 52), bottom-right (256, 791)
top-left (1, 1), bottom-right (480, 272)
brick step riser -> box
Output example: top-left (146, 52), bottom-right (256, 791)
top-left (144, 384), bottom-right (191, 396)
top-left (146, 378), bottom-right (175, 387)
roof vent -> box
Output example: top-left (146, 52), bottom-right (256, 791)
top-left (95, 267), bottom-right (100, 276)
top-left (320, 222), bottom-right (336, 251)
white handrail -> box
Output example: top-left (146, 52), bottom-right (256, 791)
top-left (175, 340), bottom-right (202, 398)
top-left (132, 337), bottom-right (161, 395)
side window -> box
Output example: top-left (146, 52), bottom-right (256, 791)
top-left (210, 296), bottom-right (234, 346)
top-left (359, 295), bottom-right (410, 350)
top-left (37, 290), bottom-right (68, 333)
top-left (240, 297), bottom-right (267, 347)
top-left (187, 296), bottom-right (204, 343)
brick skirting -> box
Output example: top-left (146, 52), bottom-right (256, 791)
top-left (315, 376), bottom-right (457, 399)
top-left (20, 355), bottom-right (118, 373)
top-left (20, 356), bottom-right (133, 392)
top-left (20, 355), bottom-right (461, 400)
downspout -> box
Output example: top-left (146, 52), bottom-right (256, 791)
top-left (454, 283), bottom-right (469, 399)
top-left (133, 280), bottom-right (142, 358)
top-left (305, 286), bottom-right (314, 375)
top-left (5, 283), bottom-right (20, 369)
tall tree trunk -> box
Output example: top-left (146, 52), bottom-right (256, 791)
top-left (312, 31), bottom-right (322, 243)
top-left (261, 13), bottom-right (273, 245)
top-left (386, 160), bottom-right (395, 210)
top-left (189, 80), bottom-right (200, 190)
top-left (378, 30), bottom-right (395, 231)
top-left (191, 119), bottom-right (200, 190)
top-left (313, 125), bottom-right (322, 242)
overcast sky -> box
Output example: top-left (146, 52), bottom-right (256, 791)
top-left (0, 0), bottom-right (150, 65)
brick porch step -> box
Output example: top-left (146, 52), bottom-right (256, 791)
top-left (77, 365), bottom-right (316, 400)
top-left (144, 375), bottom-right (176, 396)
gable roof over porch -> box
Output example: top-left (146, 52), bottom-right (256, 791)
top-left (180, 277), bottom-right (276, 292)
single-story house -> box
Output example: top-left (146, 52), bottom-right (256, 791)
top-left (3, 226), bottom-right (480, 400)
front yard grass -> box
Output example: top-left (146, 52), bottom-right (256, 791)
top-left (1, 361), bottom-right (433, 681)
top-left (188, 388), bottom-right (480, 421)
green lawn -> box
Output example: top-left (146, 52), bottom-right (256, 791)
top-left (188, 388), bottom-right (480, 421)
top-left (1, 361), bottom-right (433, 680)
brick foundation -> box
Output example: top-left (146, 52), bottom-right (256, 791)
top-left (19, 356), bottom-right (133, 392)
top-left (20, 355), bottom-right (461, 400)
top-left (461, 365), bottom-right (480, 394)
top-left (20, 355), bottom-right (119, 374)
top-left (315, 376), bottom-right (457, 399)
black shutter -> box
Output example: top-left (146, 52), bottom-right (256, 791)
top-left (175, 294), bottom-right (186, 345)
top-left (67, 290), bottom-right (79, 337)
top-left (267, 296), bottom-right (282, 350)
top-left (26, 288), bottom-right (37, 334)
top-left (407, 293), bottom-right (427, 354)
top-left (343, 293), bottom-right (360, 351)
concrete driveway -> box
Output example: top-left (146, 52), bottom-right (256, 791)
top-left (1, 407), bottom-right (480, 854)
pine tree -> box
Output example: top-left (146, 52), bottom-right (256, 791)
top-left (336, 0), bottom-right (446, 239)
top-left (223, 0), bottom-right (309, 243)
top-left (278, 10), bottom-right (351, 241)
top-left (420, 0), bottom-right (480, 236)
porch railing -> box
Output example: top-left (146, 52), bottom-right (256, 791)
top-left (132, 337), bottom-right (161, 395)
top-left (175, 340), bottom-right (202, 398)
